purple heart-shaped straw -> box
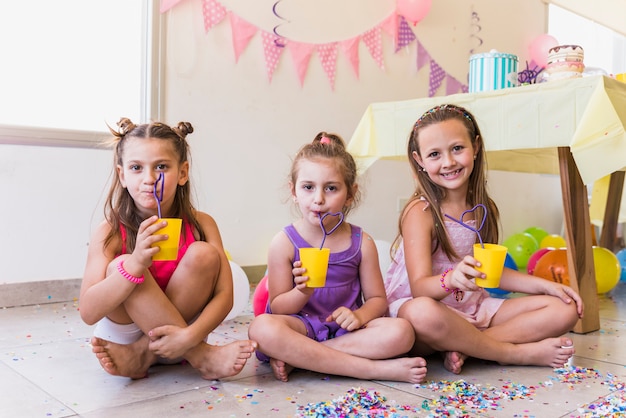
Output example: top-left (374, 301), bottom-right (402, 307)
top-left (444, 203), bottom-right (487, 248)
top-left (318, 212), bottom-right (344, 249)
top-left (154, 172), bottom-right (164, 219)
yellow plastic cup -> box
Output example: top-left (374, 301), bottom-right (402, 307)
top-left (473, 243), bottom-right (508, 288)
top-left (151, 218), bottom-right (182, 261)
top-left (299, 247), bottom-right (330, 288)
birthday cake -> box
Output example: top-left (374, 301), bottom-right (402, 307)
top-left (543, 45), bottom-right (585, 81)
top-left (469, 50), bottom-right (518, 92)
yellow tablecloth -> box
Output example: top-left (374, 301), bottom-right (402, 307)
top-left (348, 75), bottom-right (626, 186)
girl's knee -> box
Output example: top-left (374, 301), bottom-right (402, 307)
top-left (248, 314), bottom-right (278, 342)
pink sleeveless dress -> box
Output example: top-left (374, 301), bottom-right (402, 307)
top-left (119, 220), bottom-right (196, 291)
top-left (384, 220), bottom-right (504, 330)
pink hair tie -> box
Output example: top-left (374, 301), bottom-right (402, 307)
top-left (320, 136), bottom-right (331, 144)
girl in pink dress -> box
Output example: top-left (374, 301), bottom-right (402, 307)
top-left (385, 104), bottom-right (583, 374)
top-left (81, 118), bottom-right (256, 380)
top-left (249, 132), bottom-right (426, 384)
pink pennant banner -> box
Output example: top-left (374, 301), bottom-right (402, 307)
top-left (362, 27), bottom-right (384, 70)
top-left (340, 37), bottom-right (360, 79)
top-left (182, 0), bottom-right (465, 92)
top-left (288, 42), bottom-right (315, 86)
top-left (396, 16), bottom-right (416, 51)
top-left (202, 0), bottom-right (227, 32)
top-left (229, 14), bottom-right (257, 62)
top-left (428, 59), bottom-right (446, 97)
top-left (261, 32), bottom-right (287, 82)
top-left (317, 43), bottom-right (339, 90)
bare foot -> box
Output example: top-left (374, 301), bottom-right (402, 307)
top-left (443, 351), bottom-right (467, 374)
top-left (269, 358), bottom-right (294, 382)
top-left (90, 336), bottom-right (155, 379)
top-left (186, 340), bottom-right (257, 380)
top-left (370, 357), bottom-right (428, 384)
top-left (511, 337), bottom-right (575, 368)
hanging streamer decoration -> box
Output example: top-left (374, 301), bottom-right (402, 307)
top-left (272, 1), bottom-right (287, 47)
top-left (469, 6), bottom-right (483, 54)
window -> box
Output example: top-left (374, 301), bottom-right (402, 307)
top-left (0, 0), bottom-right (161, 147)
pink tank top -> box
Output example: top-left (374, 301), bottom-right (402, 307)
top-left (119, 220), bottom-right (196, 291)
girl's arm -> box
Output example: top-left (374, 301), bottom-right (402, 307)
top-left (499, 267), bottom-right (584, 316)
top-left (402, 201), bottom-right (449, 299)
top-left (266, 231), bottom-right (314, 315)
top-left (79, 218), bottom-right (162, 325)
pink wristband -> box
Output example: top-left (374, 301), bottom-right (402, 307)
top-left (439, 268), bottom-right (454, 292)
top-left (117, 260), bottom-right (144, 284)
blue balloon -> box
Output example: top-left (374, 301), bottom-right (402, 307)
top-left (504, 253), bottom-right (518, 271)
top-left (616, 248), bottom-right (626, 282)
top-left (487, 253), bottom-right (515, 297)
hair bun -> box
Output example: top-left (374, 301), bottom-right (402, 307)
top-left (173, 121), bottom-right (194, 139)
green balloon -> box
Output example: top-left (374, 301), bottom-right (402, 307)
top-left (503, 232), bottom-right (539, 269)
top-left (524, 226), bottom-right (549, 246)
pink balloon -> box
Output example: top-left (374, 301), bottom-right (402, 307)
top-left (526, 247), bottom-right (551, 275)
top-left (528, 34), bottom-right (558, 68)
top-left (253, 275), bottom-right (269, 316)
top-left (397, 0), bottom-right (432, 25)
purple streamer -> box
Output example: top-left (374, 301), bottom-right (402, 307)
top-left (444, 204), bottom-right (487, 248)
top-left (154, 172), bottom-right (164, 219)
top-left (272, 0), bottom-right (286, 47)
top-left (318, 212), bottom-right (344, 249)
top-left (469, 8), bottom-right (483, 54)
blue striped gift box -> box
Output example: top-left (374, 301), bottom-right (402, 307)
top-left (469, 51), bottom-right (518, 93)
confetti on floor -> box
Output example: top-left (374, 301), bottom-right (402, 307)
top-left (294, 366), bottom-right (626, 418)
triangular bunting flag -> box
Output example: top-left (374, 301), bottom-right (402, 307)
top-left (288, 42), bottom-right (315, 86)
top-left (428, 60), bottom-right (446, 97)
top-left (416, 40), bottom-right (430, 71)
top-left (362, 27), bottom-right (384, 70)
top-left (396, 16), bottom-right (416, 52)
top-left (202, 0), bottom-right (227, 32)
top-left (445, 75), bottom-right (464, 95)
top-left (160, 0), bottom-right (184, 13)
top-left (317, 43), bottom-right (339, 90)
top-left (229, 13), bottom-right (257, 63)
top-left (379, 13), bottom-right (398, 39)
top-left (340, 37), bottom-right (360, 79)
top-left (261, 32), bottom-right (287, 82)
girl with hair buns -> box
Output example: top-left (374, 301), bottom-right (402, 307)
top-left (248, 132), bottom-right (427, 384)
top-left (80, 118), bottom-right (257, 380)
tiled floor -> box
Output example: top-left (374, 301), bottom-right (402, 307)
top-left (2, 282), bottom-right (626, 417)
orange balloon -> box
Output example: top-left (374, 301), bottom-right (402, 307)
top-left (533, 248), bottom-right (570, 286)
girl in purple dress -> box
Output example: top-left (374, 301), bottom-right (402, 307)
top-left (248, 132), bottom-right (427, 384)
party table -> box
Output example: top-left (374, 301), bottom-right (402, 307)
top-left (348, 75), bottom-right (626, 333)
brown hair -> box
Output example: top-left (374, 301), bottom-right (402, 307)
top-left (102, 117), bottom-right (206, 252)
top-left (395, 104), bottom-right (500, 261)
top-left (290, 132), bottom-right (361, 216)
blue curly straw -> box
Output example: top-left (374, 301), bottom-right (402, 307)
top-left (444, 203), bottom-right (487, 248)
top-left (154, 172), bottom-right (164, 219)
top-left (318, 212), bottom-right (344, 249)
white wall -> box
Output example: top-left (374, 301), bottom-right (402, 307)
top-left (1, 0), bottom-right (561, 285)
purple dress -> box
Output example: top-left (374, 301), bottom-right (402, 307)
top-left (256, 223), bottom-right (364, 362)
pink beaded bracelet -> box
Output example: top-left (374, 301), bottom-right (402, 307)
top-left (117, 260), bottom-right (144, 284)
top-left (439, 268), bottom-right (454, 292)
